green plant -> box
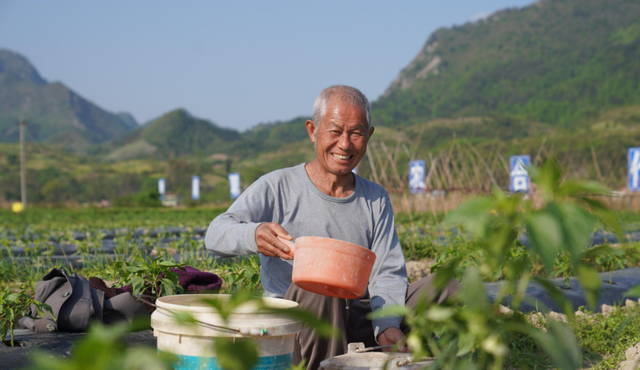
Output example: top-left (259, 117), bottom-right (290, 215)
top-left (373, 159), bottom-right (622, 370)
top-left (124, 251), bottom-right (185, 298)
top-left (218, 255), bottom-right (262, 293)
top-left (0, 290), bottom-right (54, 347)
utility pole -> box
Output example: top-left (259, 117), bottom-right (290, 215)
top-left (19, 119), bottom-right (27, 210)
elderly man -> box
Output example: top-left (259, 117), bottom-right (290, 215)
top-left (205, 85), bottom-right (458, 369)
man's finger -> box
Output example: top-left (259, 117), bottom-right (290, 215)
top-left (268, 234), bottom-right (291, 253)
top-left (255, 223), bottom-right (293, 259)
top-left (269, 223), bottom-right (292, 240)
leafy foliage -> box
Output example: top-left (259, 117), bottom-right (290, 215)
top-left (373, 158), bottom-right (622, 369)
top-left (0, 290), bottom-right (53, 347)
top-left (123, 251), bottom-right (185, 298)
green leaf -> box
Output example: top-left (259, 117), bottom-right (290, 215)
top-left (485, 224), bottom-right (518, 267)
top-left (215, 336), bottom-right (256, 370)
top-left (426, 306), bottom-right (454, 322)
top-left (576, 264), bottom-right (601, 309)
top-left (456, 331), bottom-right (476, 356)
top-left (558, 180), bottom-right (609, 197)
top-left (171, 311), bottom-right (197, 326)
top-left (625, 285), bottom-right (640, 297)
top-left (525, 211), bottom-right (562, 272)
top-left (536, 159), bottom-right (562, 198)
top-left (461, 267), bottom-right (490, 313)
top-left (433, 257), bottom-right (461, 291)
top-left (443, 197), bottom-right (494, 238)
top-left (555, 203), bottom-right (593, 262)
top-left (583, 245), bottom-right (612, 259)
top-left (533, 319), bottom-right (581, 370)
top-left (582, 198), bottom-right (624, 240)
top-left (533, 277), bottom-right (575, 319)
top-left (368, 305), bottom-right (412, 320)
top-left (264, 306), bottom-right (339, 339)
top-left (200, 297), bottom-right (229, 320)
top-left (127, 265), bottom-right (144, 273)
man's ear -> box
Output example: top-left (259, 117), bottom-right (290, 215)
top-left (305, 120), bottom-right (316, 143)
top-left (368, 126), bottom-right (375, 139)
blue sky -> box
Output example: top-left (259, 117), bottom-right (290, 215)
top-left (0, 0), bottom-right (534, 131)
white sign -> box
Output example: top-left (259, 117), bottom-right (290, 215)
top-left (191, 176), bottom-right (200, 200)
top-left (228, 172), bottom-right (241, 199)
top-left (158, 178), bottom-right (166, 199)
top-left (409, 160), bottom-right (426, 194)
top-left (510, 155), bottom-right (531, 193)
top-left (629, 148), bottom-right (640, 191)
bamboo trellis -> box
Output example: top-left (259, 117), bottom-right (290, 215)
top-left (363, 136), bottom-right (631, 213)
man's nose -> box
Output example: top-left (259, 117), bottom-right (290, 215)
top-left (337, 132), bottom-right (352, 149)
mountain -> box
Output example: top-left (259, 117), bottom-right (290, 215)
top-left (374, 0), bottom-right (640, 129)
top-left (100, 109), bottom-right (242, 160)
top-left (115, 112), bottom-right (139, 129)
top-left (0, 49), bottom-right (136, 152)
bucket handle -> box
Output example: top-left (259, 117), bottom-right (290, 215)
top-left (135, 295), bottom-right (267, 336)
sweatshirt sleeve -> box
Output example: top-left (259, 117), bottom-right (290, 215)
top-left (205, 177), bottom-right (275, 257)
top-left (367, 193), bottom-right (408, 340)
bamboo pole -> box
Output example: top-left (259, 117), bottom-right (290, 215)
top-left (20, 119), bottom-right (27, 209)
top-left (533, 137), bottom-right (547, 166)
top-left (466, 140), bottom-right (499, 190)
top-left (428, 152), bottom-right (443, 189)
top-left (366, 150), bottom-right (380, 184)
top-left (591, 146), bottom-right (604, 183)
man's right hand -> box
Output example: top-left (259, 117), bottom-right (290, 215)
top-left (255, 222), bottom-right (294, 260)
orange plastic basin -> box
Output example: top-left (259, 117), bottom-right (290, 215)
top-left (279, 236), bottom-right (376, 299)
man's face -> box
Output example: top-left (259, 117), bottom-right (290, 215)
top-left (308, 97), bottom-right (374, 176)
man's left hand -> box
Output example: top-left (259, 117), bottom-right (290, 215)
top-left (377, 327), bottom-right (409, 353)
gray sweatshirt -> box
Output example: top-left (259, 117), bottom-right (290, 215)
top-left (205, 163), bottom-right (408, 337)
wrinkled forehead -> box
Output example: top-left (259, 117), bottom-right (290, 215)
top-left (324, 98), bottom-right (368, 126)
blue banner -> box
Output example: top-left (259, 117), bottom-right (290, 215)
top-left (191, 176), bottom-right (200, 200)
top-left (629, 148), bottom-right (640, 192)
top-left (158, 178), bottom-right (166, 200)
top-left (228, 173), bottom-right (241, 199)
top-left (409, 160), bottom-right (426, 194)
top-left (509, 155), bottom-right (531, 193)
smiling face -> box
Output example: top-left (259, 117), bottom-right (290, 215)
top-left (307, 97), bottom-right (375, 177)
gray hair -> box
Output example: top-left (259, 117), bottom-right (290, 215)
top-left (312, 85), bottom-right (372, 131)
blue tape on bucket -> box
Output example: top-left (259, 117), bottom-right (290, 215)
top-left (159, 350), bottom-right (293, 370)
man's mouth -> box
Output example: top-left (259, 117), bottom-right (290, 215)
top-left (332, 153), bottom-right (352, 161)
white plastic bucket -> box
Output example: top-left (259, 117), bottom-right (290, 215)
top-left (320, 352), bottom-right (434, 370)
top-left (151, 294), bottom-right (302, 370)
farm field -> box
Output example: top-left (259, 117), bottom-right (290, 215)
top-left (2, 206), bottom-right (640, 369)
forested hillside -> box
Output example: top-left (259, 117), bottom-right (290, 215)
top-left (95, 109), bottom-right (242, 161)
top-left (374, 0), bottom-right (640, 129)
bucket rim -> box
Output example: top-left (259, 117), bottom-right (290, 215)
top-left (156, 294), bottom-right (299, 313)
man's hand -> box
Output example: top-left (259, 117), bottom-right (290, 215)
top-left (378, 327), bottom-right (409, 353)
top-left (255, 222), bottom-right (294, 260)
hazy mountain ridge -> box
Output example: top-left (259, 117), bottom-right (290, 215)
top-left (0, 49), bottom-right (137, 152)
